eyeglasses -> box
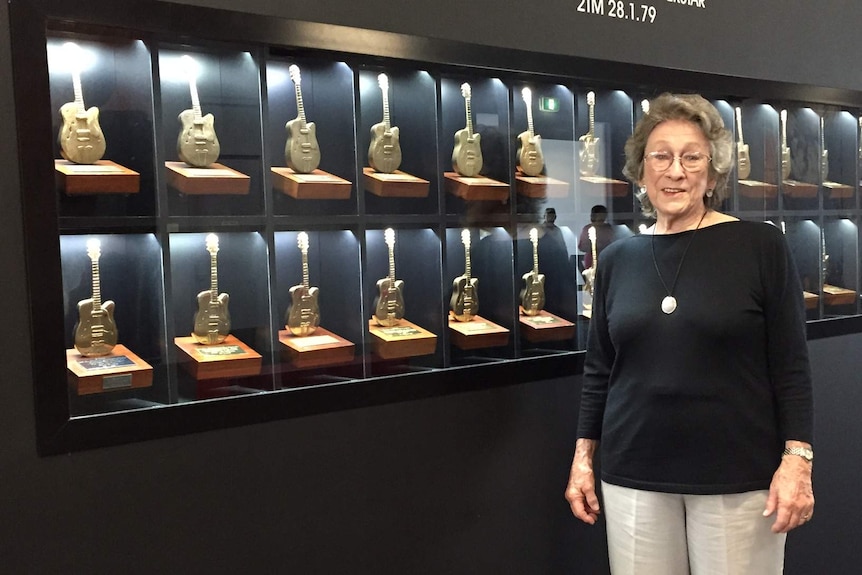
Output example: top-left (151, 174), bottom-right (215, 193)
top-left (644, 151), bottom-right (712, 173)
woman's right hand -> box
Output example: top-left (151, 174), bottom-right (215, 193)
top-left (565, 438), bottom-right (601, 524)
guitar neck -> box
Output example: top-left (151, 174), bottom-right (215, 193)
top-left (465, 97), bottom-right (474, 138)
top-left (532, 241), bottom-right (539, 276)
top-left (588, 100), bottom-right (596, 136)
top-left (590, 230), bottom-right (598, 270)
top-left (821, 117), bottom-right (826, 153)
top-left (382, 91), bottom-right (392, 132)
top-left (90, 258), bottom-right (102, 310)
top-left (72, 69), bottom-right (85, 112)
top-left (295, 83), bottom-right (307, 127)
top-left (210, 252), bottom-right (219, 299)
top-left (388, 244), bottom-right (396, 282)
top-left (301, 250), bottom-right (310, 289)
top-left (781, 113), bottom-right (788, 147)
top-left (735, 108), bottom-right (745, 144)
top-left (464, 244), bottom-right (472, 281)
top-left (189, 77), bottom-right (203, 121)
top-left (526, 103), bottom-right (535, 138)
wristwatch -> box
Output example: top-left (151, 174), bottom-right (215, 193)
top-left (783, 446), bottom-right (814, 462)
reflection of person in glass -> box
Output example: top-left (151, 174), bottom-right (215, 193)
top-left (577, 205), bottom-right (614, 271)
top-left (565, 93), bottom-right (814, 574)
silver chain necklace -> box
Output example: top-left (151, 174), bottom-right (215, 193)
top-left (650, 210), bottom-right (708, 315)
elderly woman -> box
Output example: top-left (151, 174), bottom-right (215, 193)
top-left (565, 93), bottom-right (814, 574)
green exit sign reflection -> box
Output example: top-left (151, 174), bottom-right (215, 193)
top-left (539, 97), bottom-right (559, 112)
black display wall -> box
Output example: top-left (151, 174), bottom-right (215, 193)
top-left (2, 0), bottom-right (861, 573)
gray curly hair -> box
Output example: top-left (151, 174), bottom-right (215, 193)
top-left (623, 93), bottom-right (734, 218)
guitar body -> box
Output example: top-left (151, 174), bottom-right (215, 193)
top-left (450, 276), bottom-right (479, 322)
top-left (579, 137), bottom-right (600, 177)
top-left (582, 267), bottom-right (595, 297)
top-left (73, 298), bottom-right (118, 356)
top-left (177, 109), bottom-right (220, 167)
top-left (737, 144), bottom-right (751, 179)
top-left (520, 271), bottom-right (546, 316)
top-left (373, 278), bottom-right (405, 327)
top-left (452, 129), bottom-right (483, 177)
top-left (517, 131), bottom-right (544, 177)
top-left (781, 146), bottom-right (792, 180)
top-left (285, 118), bottom-right (321, 173)
top-left (193, 290), bottom-right (231, 345)
top-left (59, 103), bottom-right (106, 165)
top-left (286, 285), bottom-right (321, 336)
top-left (368, 123), bottom-right (402, 173)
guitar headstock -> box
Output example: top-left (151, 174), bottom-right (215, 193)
top-left (61, 42), bottom-right (83, 74)
top-left (587, 91), bottom-right (595, 107)
top-left (588, 226), bottom-right (597, 242)
top-left (641, 99), bottom-right (650, 115)
top-left (289, 64), bottom-right (301, 86)
top-left (461, 228), bottom-right (471, 249)
top-left (384, 227), bottom-right (396, 249)
top-left (521, 87), bottom-right (532, 106)
top-left (205, 233), bottom-right (219, 256)
top-left (86, 238), bottom-right (101, 261)
top-left (180, 54), bottom-right (199, 81)
top-left (297, 231), bottom-right (309, 253)
top-left (378, 73), bottom-right (389, 93)
top-left (460, 83), bottom-right (472, 100)
top-left (529, 227), bottom-right (538, 246)
top-left (780, 109), bottom-right (787, 128)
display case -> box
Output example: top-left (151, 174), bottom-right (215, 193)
top-left (10, 0), bottom-right (862, 454)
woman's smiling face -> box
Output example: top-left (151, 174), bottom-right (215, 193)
top-left (640, 119), bottom-right (716, 229)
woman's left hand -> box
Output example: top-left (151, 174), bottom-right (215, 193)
top-left (763, 451), bottom-right (814, 533)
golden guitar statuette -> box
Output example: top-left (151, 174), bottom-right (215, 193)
top-left (73, 239), bottom-right (118, 356)
top-left (373, 228), bottom-right (405, 327)
top-left (520, 228), bottom-right (546, 316)
top-left (450, 229), bottom-right (479, 322)
top-left (286, 231), bottom-right (321, 336)
top-left (177, 55), bottom-right (221, 168)
top-left (58, 42), bottom-right (106, 165)
top-left (192, 234), bottom-right (231, 345)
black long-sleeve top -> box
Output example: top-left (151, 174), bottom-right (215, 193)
top-left (577, 220), bottom-right (813, 495)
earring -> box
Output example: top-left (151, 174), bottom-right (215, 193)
top-left (706, 189), bottom-right (714, 197)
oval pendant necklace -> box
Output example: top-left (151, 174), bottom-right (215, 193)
top-left (650, 210), bottom-right (708, 315)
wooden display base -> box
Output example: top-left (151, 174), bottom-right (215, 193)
top-left (165, 161), bottom-right (250, 195)
top-left (448, 313), bottom-right (510, 350)
top-left (738, 179), bottom-right (778, 198)
top-left (803, 291), bottom-right (819, 310)
top-left (272, 167), bottom-right (352, 199)
top-left (579, 176), bottom-right (629, 197)
top-left (55, 159), bottom-right (140, 195)
top-left (519, 309), bottom-right (576, 342)
top-left (174, 334), bottom-right (262, 380)
top-left (278, 327), bottom-right (355, 369)
top-left (781, 180), bottom-right (818, 198)
top-left (444, 172), bottom-right (509, 202)
top-left (363, 167), bottom-right (430, 197)
top-left (823, 181), bottom-right (854, 199)
top-left (66, 344), bottom-right (153, 395)
top-left (368, 318), bottom-right (437, 359)
top-left (515, 174), bottom-right (569, 198)
top-left (822, 284), bottom-right (857, 306)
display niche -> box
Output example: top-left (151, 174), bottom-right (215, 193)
top-left (13, 0), bottom-right (862, 454)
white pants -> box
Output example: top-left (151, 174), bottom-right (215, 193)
top-left (601, 481), bottom-right (786, 575)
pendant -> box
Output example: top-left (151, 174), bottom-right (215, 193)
top-left (661, 296), bottom-right (677, 314)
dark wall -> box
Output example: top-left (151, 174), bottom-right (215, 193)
top-left (1, 1), bottom-right (861, 573)
top-left (175, 0), bottom-right (862, 92)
